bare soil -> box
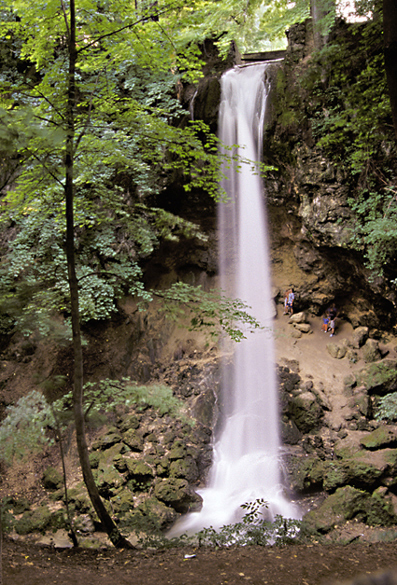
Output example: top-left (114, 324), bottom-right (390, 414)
top-left (4, 538), bottom-right (397, 585)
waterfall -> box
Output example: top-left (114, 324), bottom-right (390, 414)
top-left (170, 63), bottom-right (296, 535)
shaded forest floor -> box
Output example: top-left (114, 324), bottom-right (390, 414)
top-left (3, 538), bottom-right (397, 585)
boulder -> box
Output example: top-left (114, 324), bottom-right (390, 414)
top-left (280, 419), bottom-right (302, 445)
top-left (294, 323), bottom-right (312, 333)
top-left (355, 360), bottom-right (397, 395)
top-left (91, 429), bottom-right (122, 450)
top-left (154, 478), bottom-right (203, 514)
top-left (360, 426), bottom-right (397, 450)
top-left (288, 391), bottom-right (323, 433)
top-left (125, 459), bottom-right (155, 479)
top-left (122, 428), bottom-right (144, 451)
top-left (301, 486), bottom-right (370, 534)
top-left (362, 339), bottom-right (381, 363)
top-left (169, 457), bottom-right (199, 483)
top-left (42, 467), bottom-right (63, 491)
top-left (301, 485), bottom-right (397, 535)
top-left (327, 341), bottom-right (347, 359)
top-left (352, 326), bottom-right (369, 349)
top-left (288, 312), bottom-right (307, 324)
top-left (290, 328), bottom-right (302, 338)
top-left (14, 505), bottom-right (66, 535)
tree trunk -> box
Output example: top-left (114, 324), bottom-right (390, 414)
top-left (64, 0), bottom-right (132, 549)
top-left (310, 0), bottom-right (335, 49)
top-left (383, 0), bottom-right (397, 139)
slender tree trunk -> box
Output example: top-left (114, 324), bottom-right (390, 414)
top-left (383, 0), bottom-right (397, 139)
top-left (0, 503), bottom-right (3, 585)
top-left (64, 0), bottom-right (132, 549)
top-left (310, 0), bottom-right (335, 49)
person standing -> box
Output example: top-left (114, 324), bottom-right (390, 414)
top-left (287, 288), bottom-right (295, 315)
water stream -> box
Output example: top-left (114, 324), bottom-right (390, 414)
top-left (171, 63), bottom-right (296, 535)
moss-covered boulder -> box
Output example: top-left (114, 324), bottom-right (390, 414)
top-left (169, 457), bottom-right (199, 483)
top-left (322, 454), bottom-right (386, 491)
top-left (88, 451), bottom-right (100, 469)
top-left (96, 465), bottom-right (125, 495)
top-left (154, 478), bottom-right (202, 513)
top-left (111, 488), bottom-right (135, 514)
top-left (301, 486), bottom-right (370, 534)
top-left (288, 391), bottom-right (323, 433)
top-left (302, 485), bottom-right (397, 536)
top-left (168, 440), bottom-right (188, 460)
top-left (91, 428), bottom-right (122, 450)
top-left (360, 426), bottom-right (397, 450)
top-left (355, 360), bottom-right (397, 395)
top-left (122, 428), bottom-right (144, 451)
top-left (290, 456), bottom-right (325, 492)
top-left (125, 459), bottom-right (154, 479)
top-left (136, 497), bottom-right (177, 530)
top-left (119, 413), bottom-right (140, 432)
top-left (42, 466), bottom-right (63, 491)
top-left (14, 505), bottom-right (65, 535)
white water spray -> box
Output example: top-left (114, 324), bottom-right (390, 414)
top-left (171, 63), bottom-right (296, 535)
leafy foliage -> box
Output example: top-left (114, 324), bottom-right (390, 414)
top-left (277, 16), bottom-right (397, 281)
top-left (0, 380), bottom-right (187, 465)
top-left (375, 392), bottom-right (397, 422)
top-left (154, 282), bottom-right (262, 342)
top-left (0, 390), bottom-right (56, 464)
top-left (137, 499), bottom-right (301, 548)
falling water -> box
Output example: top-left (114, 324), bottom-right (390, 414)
top-left (170, 63), bottom-right (296, 535)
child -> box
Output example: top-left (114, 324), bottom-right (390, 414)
top-left (321, 315), bottom-right (329, 332)
top-left (283, 289), bottom-right (289, 315)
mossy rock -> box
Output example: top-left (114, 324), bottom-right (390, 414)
top-left (88, 451), bottom-right (100, 469)
top-left (112, 454), bottom-right (129, 473)
top-left (91, 430), bottom-right (122, 450)
top-left (42, 466), bottom-right (63, 491)
top-left (355, 360), bottom-right (397, 395)
top-left (6, 496), bottom-right (31, 515)
top-left (154, 478), bottom-right (202, 514)
top-left (136, 497), bottom-right (177, 531)
top-left (122, 428), bottom-right (144, 452)
top-left (119, 413), bottom-right (140, 433)
top-left (168, 440), bottom-right (188, 461)
top-left (360, 426), bottom-right (397, 450)
top-left (156, 456), bottom-right (170, 477)
top-left (126, 459), bottom-right (154, 479)
top-left (289, 456), bottom-right (325, 492)
top-left (288, 391), bottom-right (323, 433)
top-left (110, 488), bottom-right (135, 514)
top-left (169, 457), bottom-right (199, 483)
top-left (15, 506), bottom-right (66, 535)
top-left (301, 486), bottom-right (370, 535)
top-left (66, 486), bottom-right (94, 514)
top-left (96, 465), bottom-right (125, 495)
top-left (366, 487), bottom-right (397, 526)
top-left (322, 461), bottom-right (352, 492)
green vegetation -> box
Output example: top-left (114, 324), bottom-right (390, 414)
top-left (271, 13), bottom-right (397, 282)
top-left (0, 381), bottom-right (187, 465)
top-left (375, 393), bottom-right (397, 422)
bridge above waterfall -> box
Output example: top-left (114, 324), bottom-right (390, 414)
top-left (242, 50), bottom-right (286, 62)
